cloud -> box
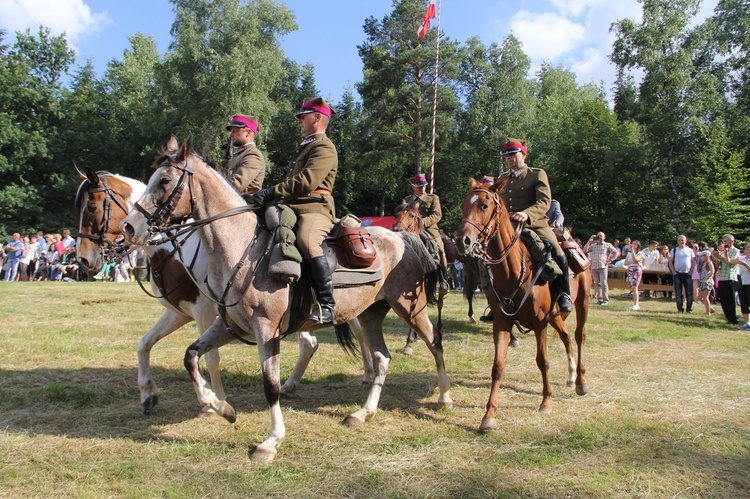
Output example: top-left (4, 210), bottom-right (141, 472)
top-left (0, 0), bottom-right (110, 45)
top-left (549, 0), bottom-right (605, 18)
top-left (509, 10), bottom-right (587, 60)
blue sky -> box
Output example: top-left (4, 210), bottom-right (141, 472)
top-left (0, 0), bottom-right (719, 103)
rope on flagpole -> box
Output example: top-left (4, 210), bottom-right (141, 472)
top-left (429, 0), bottom-right (441, 194)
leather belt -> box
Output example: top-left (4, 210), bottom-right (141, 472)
top-left (312, 188), bottom-right (331, 195)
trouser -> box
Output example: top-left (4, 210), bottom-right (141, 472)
top-left (673, 272), bottom-right (693, 312)
top-left (296, 212), bottom-right (333, 259)
top-left (591, 268), bottom-right (609, 302)
top-left (3, 259), bottom-right (20, 281)
top-left (717, 280), bottom-right (738, 324)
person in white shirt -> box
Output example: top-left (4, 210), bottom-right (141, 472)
top-left (668, 234), bottom-right (696, 313)
top-left (641, 240), bottom-right (661, 298)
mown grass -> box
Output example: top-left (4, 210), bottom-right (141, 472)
top-left (1, 281), bottom-right (749, 497)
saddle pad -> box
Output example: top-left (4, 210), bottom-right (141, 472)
top-left (330, 243), bottom-right (383, 288)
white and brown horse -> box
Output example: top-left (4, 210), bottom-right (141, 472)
top-left (120, 136), bottom-right (452, 462)
top-left (75, 168), bottom-right (322, 415)
top-left (454, 178), bottom-right (590, 431)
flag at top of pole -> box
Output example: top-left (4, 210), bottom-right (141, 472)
top-left (418, 0), bottom-right (436, 38)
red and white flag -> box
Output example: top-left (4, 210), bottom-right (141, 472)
top-left (418, 0), bottom-right (436, 38)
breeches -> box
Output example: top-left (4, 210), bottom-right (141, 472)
top-left (531, 225), bottom-right (563, 258)
top-left (296, 212), bottom-right (333, 259)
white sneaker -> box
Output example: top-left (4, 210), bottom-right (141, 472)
top-left (629, 305), bottom-right (640, 311)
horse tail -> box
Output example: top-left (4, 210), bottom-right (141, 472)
top-left (399, 232), bottom-right (439, 306)
top-left (334, 322), bottom-right (359, 357)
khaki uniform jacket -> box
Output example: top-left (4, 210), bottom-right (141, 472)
top-left (273, 133), bottom-right (337, 222)
top-left (401, 192), bottom-right (442, 242)
top-left (227, 143), bottom-right (265, 194)
top-left (498, 165), bottom-right (561, 254)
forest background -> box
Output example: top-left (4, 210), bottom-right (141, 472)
top-left (1, 0), bottom-right (749, 245)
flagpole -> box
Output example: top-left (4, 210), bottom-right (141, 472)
top-left (428, 0), bottom-right (441, 194)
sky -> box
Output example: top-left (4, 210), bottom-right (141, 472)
top-left (0, 0), bottom-right (720, 103)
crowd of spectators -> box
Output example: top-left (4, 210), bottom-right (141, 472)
top-left (1, 230), bottom-right (82, 282)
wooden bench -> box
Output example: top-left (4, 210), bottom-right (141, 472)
top-left (607, 268), bottom-right (674, 292)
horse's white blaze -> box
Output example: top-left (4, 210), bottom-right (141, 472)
top-left (469, 193), bottom-right (480, 205)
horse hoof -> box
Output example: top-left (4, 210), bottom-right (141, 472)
top-left (216, 401), bottom-right (237, 423)
top-left (576, 384), bottom-right (589, 396)
top-left (343, 414), bottom-right (366, 428)
top-left (248, 446), bottom-right (276, 463)
top-left (510, 338), bottom-right (520, 348)
top-left (538, 404), bottom-right (552, 414)
top-left (566, 380), bottom-right (575, 388)
top-left (142, 395), bottom-right (158, 415)
top-left (437, 401), bottom-right (453, 410)
top-left (468, 317), bottom-right (476, 324)
top-left (479, 418), bottom-right (498, 431)
top-left (401, 346), bottom-right (413, 356)
top-left (279, 385), bottom-right (296, 398)
top-left (360, 381), bottom-right (373, 390)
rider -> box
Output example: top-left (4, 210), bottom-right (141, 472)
top-left (252, 98), bottom-right (338, 325)
top-left (497, 138), bottom-right (574, 313)
top-left (224, 114), bottom-right (265, 195)
top-left (401, 174), bottom-right (450, 294)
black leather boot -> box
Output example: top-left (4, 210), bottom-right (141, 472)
top-left (306, 256), bottom-right (336, 325)
top-left (553, 253), bottom-right (574, 313)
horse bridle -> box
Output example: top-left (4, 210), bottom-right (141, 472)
top-left (78, 175), bottom-right (133, 262)
top-left (134, 154), bottom-right (197, 232)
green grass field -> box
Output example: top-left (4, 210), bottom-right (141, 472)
top-left (1, 281), bottom-right (749, 497)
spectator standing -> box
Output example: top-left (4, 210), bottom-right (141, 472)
top-left (3, 233), bottom-right (23, 281)
top-left (697, 250), bottom-right (716, 315)
top-left (620, 237), bottom-right (632, 262)
top-left (452, 257), bottom-right (464, 291)
top-left (61, 230), bottom-right (76, 253)
top-left (641, 240), bottom-right (661, 298)
top-left (713, 234), bottom-right (740, 325)
top-left (583, 231), bottom-right (620, 306)
top-left (18, 237), bottom-right (33, 281)
top-left (668, 235), bottom-right (696, 313)
top-left (691, 242), bottom-right (702, 302)
top-left (658, 245), bottom-right (673, 297)
top-left (624, 240), bottom-right (646, 310)
top-left (732, 244), bottom-right (750, 330)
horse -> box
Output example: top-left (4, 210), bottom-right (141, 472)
top-left (393, 200), bottom-right (512, 352)
top-left (454, 177), bottom-right (590, 431)
top-left (75, 168), bottom-right (323, 416)
top-left (120, 135), bottom-right (452, 462)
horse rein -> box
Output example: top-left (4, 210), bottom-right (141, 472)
top-left (461, 187), bottom-right (547, 317)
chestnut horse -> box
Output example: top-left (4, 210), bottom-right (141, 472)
top-left (75, 168), bottom-right (323, 415)
top-left (454, 178), bottom-right (590, 431)
top-left (120, 136), bottom-right (452, 462)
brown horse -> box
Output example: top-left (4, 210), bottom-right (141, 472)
top-left (454, 178), bottom-right (590, 431)
top-left (120, 136), bottom-right (452, 462)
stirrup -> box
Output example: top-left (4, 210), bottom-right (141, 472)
top-left (558, 292), bottom-right (574, 313)
top-left (306, 302), bottom-right (336, 325)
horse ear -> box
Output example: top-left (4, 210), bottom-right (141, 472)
top-left (166, 135), bottom-right (179, 152)
top-left (85, 167), bottom-right (100, 186)
top-left (468, 178), bottom-right (480, 191)
top-left (182, 133), bottom-right (193, 158)
top-left (74, 162), bottom-right (86, 181)
top-left (491, 176), bottom-right (509, 192)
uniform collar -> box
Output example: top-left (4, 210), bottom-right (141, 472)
top-left (300, 132), bottom-right (325, 146)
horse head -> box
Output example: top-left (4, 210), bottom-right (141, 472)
top-left (454, 177), bottom-right (508, 258)
top-left (121, 135), bottom-right (198, 245)
top-left (75, 167), bottom-right (139, 275)
top-left (393, 200), bottom-right (424, 234)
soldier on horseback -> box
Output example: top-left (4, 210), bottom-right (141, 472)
top-left (497, 138), bottom-right (574, 313)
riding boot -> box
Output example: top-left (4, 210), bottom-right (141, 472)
top-left (553, 253), bottom-right (574, 313)
top-left (306, 256), bottom-right (336, 325)
top-left (439, 264), bottom-right (450, 297)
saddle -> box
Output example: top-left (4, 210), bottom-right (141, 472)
top-left (520, 227), bottom-right (590, 281)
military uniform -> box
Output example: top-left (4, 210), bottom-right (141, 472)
top-left (497, 166), bottom-right (563, 257)
top-left (401, 191), bottom-right (447, 268)
top-left (272, 133), bottom-right (337, 259)
top-left (227, 142), bottom-right (265, 194)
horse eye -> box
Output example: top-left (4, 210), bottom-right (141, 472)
top-left (87, 205), bottom-right (97, 213)
top-left (159, 176), bottom-right (171, 186)
top-left (480, 202), bottom-right (489, 210)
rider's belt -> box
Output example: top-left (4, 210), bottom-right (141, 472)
top-left (312, 188), bottom-right (331, 195)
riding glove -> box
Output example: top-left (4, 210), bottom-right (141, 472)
top-left (252, 187), bottom-right (275, 206)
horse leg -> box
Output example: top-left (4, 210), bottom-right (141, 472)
top-left (535, 326), bottom-right (553, 413)
top-left (468, 296), bottom-right (476, 323)
top-left (480, 318), bottom-right (512, 431)
top-left (574, 277), bottom-right (590, 396)
top-left (195, 302), bottom-right (225, 417)
top-left (549, 316), bottom-right (576, 388)
top-left (393, 301), bottom-right (453, 410)
top-left (137, 309), bottom-right (191, 415)
top-left (349, 317), bottom-right (376, 388)
top-left (344, 302), bottom-right (392, 427)
top-left (249, 331), bottom-right (284, 463)
top-left (401, 328), bottom-right (417, 355)
top-left (184, 318), bottom-right (240, 423)
top-left (280, 331), bottom-right (319, 397)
